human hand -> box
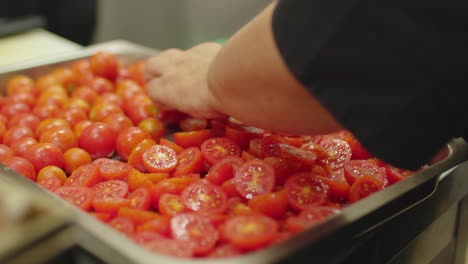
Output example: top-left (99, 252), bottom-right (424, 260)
top-left (145, 42), bottom-right (225, 119)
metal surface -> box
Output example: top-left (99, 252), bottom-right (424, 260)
top-left (1, 40), bottom-right (468, 264)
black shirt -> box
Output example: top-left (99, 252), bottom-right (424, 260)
top-left (272, 0), bottom-right (468, 170)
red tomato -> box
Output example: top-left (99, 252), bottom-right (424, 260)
top-left (90, 212), bottom-right (112, 223)
top-left (201, 137), bottom-right (242, 166)
top-left (108, 216), bottom-right (135, 237)
top-left (115, 126), bottom-right (150, 161)
top-left (208, 243), bottom-right (243, 258)
top-left (142, 145), bottom-right (178, 173)
top-left (37, 165), bottom-right (67, 183)
top-left (248, 190), bottom-right (289, 218)
top-left (1, 102), bottom-right (30, 119)
top-left (137, 216), bottom-right (171, 237)
top-left (32, 104), bottom-right (60, 120)
top-left (55, 186), bottom-right (93, 211)
top-left (89, 103), bottom-right (122, 121)
top-left (2, 156), bottom-right (36, 181)
top-left (7, 113), bottom-right (40, 131)
top-left (318, 137), bottom-right (352, 170)
top-left (132, 231), bottom-right (164, 246)
top-left (223, 214), bottom-right (278, 250)
top-left (324, 169), bottom-right (350, 200)
top-left (94, 92), bottom-right (123, 107)
top-left (9, 137), bottom-right (37, 157)
top-left (128, 187), bottom-right (151, 210)
top-left (23, 142), bottom-right (65, 172)
top-left (6, 75), bottom-right (35, 96)
top-left (79, 122), bottom-right (117, 159)
top-left (127, 168), bottom-right (153, 191)
top-left (278, 143), bottom-right (317, 166)
top-left (158, 193), bottom-right (185, 216)
top-left (102, 113), bottom-right (133, 132)
top-left (285, 172), bottom-right (330, 210)
top-left (170, 213), bottom-right (219, 255)
top-left (0, 144), bottom-right (14, 162)
top-left (233, 159), bottom-right (275, 200)
top-left (35, 118), bottom-right (71, 138)
top-left (205, 156), bottom-right (244, 186)
top-left (285, 206), bottom-right (340, 233)
top-left (58, 108), bottom-right (88, 127)
top-left (150, 177), bottom-right (199, 206)
top-left (385, 165), bottom-right (415, 184)
top-left (173, 129), bottom-right (213, 148)
top-left (221, 178), bottom-right (241, 198)
top-left (138, 117), bottom-right (166, 142)
top-left (71, 85), bottom-right (98, 104)
top-left (225, 123), bottom-right (265, 150)
top-left (181, 179), bottom-right (228, 214)
top-left (145, 238), bottom-right (193, 258)
top-left (38, 176), bottom-right (63, 192)
top-left (260, 134), bottom-right (289, 158)
top-left (93, 198), bottom-right (131, 215)
top-left (64, 163), bottom-right (100, 187)
top-left (90, 51), bottom-right (120, 81)
top-left (63, 147), bottom-right (92, 174)
top-left (3, 126), bottom-right (35, 146)
top-left (348, 175), bottom-right (384, 203)
top-left (343, 159), bottom-right (386, 185)
top-left (127, 139), bottom-right (156, 172)
top-left (126, 102), bottom-right (159, 125)
top-left (173, 147), bottom-right (202, 177)
top-left (93, 158), bottom-right (133, 180)
top-left (39, 126), bottom-right (78, 152)
top-left (73, 120), bottom-right (93, 137)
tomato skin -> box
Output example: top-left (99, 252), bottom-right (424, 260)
top-left (63, 147), bottom-right (92, 174)
top-left (181, 179), bottom-right (228, 214)
top-left (37, 165), bottom-right (67, 184)
top-left (138, 117), bottom-right (166, 142)
top-left (159, 138), bottom-right (184, 154)
top-left (10, 137), bottom-right (37, 157)
top-left (248, 190), bottom-right (289, 218)
top-left (201, 137), bottom-right (242, 166)
top-left (7, 113), bottom-right (40, 131)
top-left (285, 172), bottom-right (330, 210)
top-left (261, 135), bottom-right (289, 158)
top-left (0, 144), bottom-right (14, 162)
top-left (150, 177), bottom-right (199, 206)
top-left (71, 85), bottom-right (98, 104)
top-left (221, 179), bottom-right (241, 198)
top-left (23, 143), bottom-right (65, 172)
top-left (118, 207), bottom-right (160, 225)
top-left (115, 126), bottom-right (150, 161)
top-left (173, 147), bottom-right (202, 177)
top-left (90, 51), bottom-right (120, 81)
top-left (127, 168), bottom-right (153, 191)
top-left (136, 216), bottom-right (171, 237)
top-left (6, 75), bottom-right (35, 96)
top-left (3, 126), bottom-right (35, 147)
top-left (206, 156), bottom-right (244, 186)
top-left (58, 108), bottom-right (88, 127)
top-left (170, 213), bottom-right (219, 255)
top-left (93, 180), bottom-right (128, 200)
top-left (93, 198), bottom-right (131, 215)
top-left (2, 156), bottom-right (36, 181)
top-left (90, 212), bottom-right (112, 223)
top-left (79, 122), bottom-right (117, 159)
top-left (145, 238), bottom-right (193, 258)
top-left (108, 216), bottom-right (135, 237)
top-left (38, 176), bottom-right (63, 192)
top-left (89, 103), bottom-right (123, 121)
top-left (39, 126), bottom-right (78, 152)
top-left (285, 206), bottom-right (340, 233)
top-left (348, 175), bottom-right (384, 203)
top-left (128, 187), bottom-right (152, 210)
top-left (233, 159), bottom-right (275, 200)
top-left (35, 118), bottom-right (70, 138)
top-left (64, 163), bottom-right (100, 187)
top-left (223, 214), bottom-right (278, 250)
top-left (179, 117), bottom-right (208, 132)
top-left (55, 186), bottom-right (94, 211)
top-left (385, 165), bottom-right (415, 184)
top-left (94, 158), bottom-right (133, 181)
top-left (142, 145), bottom-right (178, 173)
top-left (1, 102), bottom-right (30, 119)
top-left (102, 113), bottom-right (133, 133)
top-left (173, 129), bottom-right (213, 148)
top-left (225, 123), bottom-right (265, 150)
top-left (324, 169), bottom-right (350, 201)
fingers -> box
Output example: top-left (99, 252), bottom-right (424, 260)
top-left (144, 48), bottom-right (182, 82)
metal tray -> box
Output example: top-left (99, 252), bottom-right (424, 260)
top-left (1, 40), bottom-right (467, 264)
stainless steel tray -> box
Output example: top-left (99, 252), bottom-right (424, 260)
top-left (1, 40), bottom-right (467, 264)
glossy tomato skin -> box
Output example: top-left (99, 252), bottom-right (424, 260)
top-left (248, 190), bottom-right (289, 218)
top-left (233, 159), bottom-right (275, 200)
top-left (0, 144), bottom-right (14, 162)
top-left (127, 139), bottom-right (156, 172)
top-left (79, 122), bottom-right (117, 159)
top-left (3, 126), bottom-right (35, 147)
top-left (173, 147), bottom-right (202, 177)
top-left (173, 129), bottom-right (213, 148)
top-left (223, 214), bottom-right (278, 250)
top-left (2, 156), bottom-right (36, 181)
top-left (205, 156), bottom-right (244, 186)
top-left (39, 126), bottom-right (78, 152)
top-left (64, 163), bottom-right (100, 187)
top-left (343, 159), bottom-right (386, 186)
top-left (63, 147), bottom-right (92, 174)
top-left (23, 143), bottom-right (65, 172)
top-left (116, 126), bottom-right (150, 161)
top-left (9, 137), bottom-right (37, 157)
top-left (128, 187), bottom-right (152, 210)
top-left (90, 51), bottom-right (120, 81)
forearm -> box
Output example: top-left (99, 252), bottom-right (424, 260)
top-left (207, 2), bottom-right (342, 135)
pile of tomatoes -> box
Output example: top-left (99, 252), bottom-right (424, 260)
top-left (0, 51), bottom-right (417, 258)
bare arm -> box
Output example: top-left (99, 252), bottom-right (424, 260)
top-left (146, 2), bottom-right (342, 135)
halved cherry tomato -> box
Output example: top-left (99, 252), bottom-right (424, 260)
top-left (158, 138), bottom-right (185, 154)
top-left (38, 177), bottom-right (63, 192)
top-left (128, 187), bottom-right (152, 210)
top-left (284, 172), bottom-right (330, 210)
top-left (318, 137), bottom-right (352, 170)
top-left (179, 117), bottom-right (208, 132)
top-left (173, 129), bottom-right (213, 148)
top-left (201, 137), bottom-right (241, 166)
top-left (173, 147), bottom-right (202, 176)
top-left (343, 159), bottom-right (386, 185)
top-left (348, 175), bottom-right (384, 203)
top-left (127, 139), bottom-right (156, 172)
top-left (132, 231), bottom-right (164, 246)
top-left (93, 158), bottom-right (133, 180)
top-left (223, 214), bottom-right (278, 250)
top-left (170, 213), bottom-right (219, 255)
top-left (64, 163), bottom-right (100, 187)
top-left (142, 145), bottom-right (178, 173)
top-left (136, 216), bottom-right (171, 237)
top-left (93, 180), bottom-right (128, 200)
top-left (225, 123), bottom-right (264, 150)
top-left (90, 212), bottom-right (112, 223)
top-left (55, 186), bottom-right (93, 211)
top-left (127, 168), bottom-right (153, 191)
top-left (145, 238), bottom-right (193, 258)
top-left (385, 165), bottom-right (415, 184)
top-left (261, 135), bottom-right (289, 158)
top-left (221, 178), bottom-right (241, 198)
top-left (158, 193), bottom-right (185, 216)
top-left (285, 206), bottom-right (339, 233)
top-left (278, 143), bottom-right (317, 166)
top-left (323, 169), bottom-right (350, 200)
top-left (144, 172), bottom-right (170, 184)
top-left (205, 156), bottom-right (244, 186)
top-left (150, 177), bottom-right (199, 206)
top-left (181, 179), bottom-right (228, 214)
top-left (233, 159), bottom-right (275, 200)
top-left (108, 216), bottom-right (135, 237)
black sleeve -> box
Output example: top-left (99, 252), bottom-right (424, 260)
top-left (272, 0), bottom-right (468, 170)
